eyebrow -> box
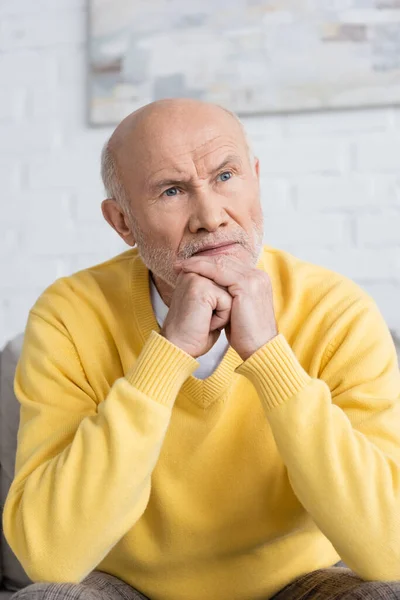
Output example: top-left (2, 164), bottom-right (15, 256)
top-left (149, 154), bottom-right (243, 194)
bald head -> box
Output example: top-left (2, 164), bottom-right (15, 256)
top-left (100, 97), bottom-right (263, 291)
top-left (101, 98), bottom-right (253, 210)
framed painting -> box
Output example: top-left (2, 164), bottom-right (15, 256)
top-left (88, 0), bottom-right (400, 125)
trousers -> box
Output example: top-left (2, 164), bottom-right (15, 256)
top-left (8, 562), bottom-right (400, 600)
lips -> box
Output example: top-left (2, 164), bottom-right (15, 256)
top-left (193, 242), bottom-right (237, 256)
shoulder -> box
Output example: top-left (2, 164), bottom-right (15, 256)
top-left (30, 248), bottom-right (139, 326)
top-left (261, 244), bottom-right (387, 351)
top-left (262, 243), bottom-right (373, 307)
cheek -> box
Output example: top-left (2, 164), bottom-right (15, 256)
top-left (229, 176), bottom-right (259, 201)
top-left (227, 180), bottom-right (262, 220)
top-left (249, 200), bottom-right (263, 222)
top-left (144, 211), bottom-right (187, 250)
top-left (244, 181), bottom-right (262, 218)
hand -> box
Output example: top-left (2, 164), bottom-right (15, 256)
top-left (176, 255), bottom-right (278, 361)
top-left (160, 270), bottom-right (233, 358)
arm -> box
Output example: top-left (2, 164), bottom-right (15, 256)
top-left (237, 295), bottom-right (400, 581)
top-left (2, 311), bottom-right (198, 584)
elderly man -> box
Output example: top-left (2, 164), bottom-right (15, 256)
top-left (3, 99), bottom-right (400, 600)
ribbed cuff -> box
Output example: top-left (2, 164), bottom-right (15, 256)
top-left (126, 331), bottom-right (199, 408)
top-left (235, 334), bottom-right (312, 410)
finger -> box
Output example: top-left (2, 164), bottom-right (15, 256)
top-left (210, 306), bottom-right (231, 331)
top-left (179, 255), bottom-right (244, 271)
top-left (210, 287), bottom-right (232, 330)
top-left (179, 256), bottom-right (246, 288)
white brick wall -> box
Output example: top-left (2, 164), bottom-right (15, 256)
top-left (0, 0), bottom-right (399, 349)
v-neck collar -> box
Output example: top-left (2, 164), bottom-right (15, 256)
top-left (130, 248), bottom-right (270, 409)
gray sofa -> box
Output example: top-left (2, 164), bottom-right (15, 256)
top-left (1, 330), bottom-right (400, 599)
top-left (1, 334), bottom-right (28, 600)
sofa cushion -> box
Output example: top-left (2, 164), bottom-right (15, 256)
top-left (0, 334), bottom-right (32, 591)
top-left (0, 464), bottom-right (2, 588)
top-left (0, 590), bottom-right (15, 600)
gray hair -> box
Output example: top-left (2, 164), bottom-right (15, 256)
top-left (100, 141), bottom-right (129, 210)
top-left (100, 105), bottom-right (254, 211)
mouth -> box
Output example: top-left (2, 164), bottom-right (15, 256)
top-left (193, 242), bottom-right (238, 257)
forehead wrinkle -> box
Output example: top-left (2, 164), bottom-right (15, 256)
top-left (148, 154), bottom-right (244, 198)
top-left (148, 135), bottom-right (232, 174)
top-left (191, 133), bottom-right (238, 158)
top-left (140, 130), bottom-right (247, 197)
top-left (146, 155), bottom-right (194, 183)
top-left (146, 163), bottom-right (193, 195)
top-left (148, 143), bottom-right (243, 192)
top-left (154, 130), bottom-right (240, 169)
top-left (192, 144), bottom-right (241, 181)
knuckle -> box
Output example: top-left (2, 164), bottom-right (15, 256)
top-left (177, 271), bottom-right (192, 286)
top-left (214, 255), bottom-right (226, 272)
top-left (183, 272), bottom-right (199, 288)
top-left (199, 293), bottom-right (212, 307)
top-left (186, 275), bottom-right (211, 301)
top-left (183, 271), bottom-right (197, 282)
top-left (187, 287), bottom-right (201, 302)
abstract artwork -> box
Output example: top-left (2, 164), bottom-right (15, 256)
top-left (88, 0), bottom-right (400, 125)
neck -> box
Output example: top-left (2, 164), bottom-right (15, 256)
top-left (151, 272), bottom-right (174, 307)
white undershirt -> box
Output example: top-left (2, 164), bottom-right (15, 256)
top-left (150, 277), bottom-right (229, 380)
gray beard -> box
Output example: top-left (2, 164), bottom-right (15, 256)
top-left (130, 217), bottom-right (264, 288)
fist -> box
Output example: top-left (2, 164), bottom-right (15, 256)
top-left (160, 271), bottom-right (232, 358)
top-left (178, 255), bottom-right (279, 361)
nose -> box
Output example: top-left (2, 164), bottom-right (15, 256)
top-left (187, 186), bottom-right (229, 234)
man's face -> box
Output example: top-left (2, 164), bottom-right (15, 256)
top-left (114, 107), bottom-right (264, 287)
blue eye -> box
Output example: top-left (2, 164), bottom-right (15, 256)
top-left (218, 171), bottom-right (232, 182)
top-left (164, 187), bottom-right (179, 197)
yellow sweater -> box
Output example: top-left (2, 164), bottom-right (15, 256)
top-left (3, 245), bottom-right (400, 600)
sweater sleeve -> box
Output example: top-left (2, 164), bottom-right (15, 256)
top-left (2, 311), bottom-right (198, 584)
top-left (236, 294), bottom-right (400, 582)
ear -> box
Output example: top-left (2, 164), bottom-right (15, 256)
top-left (101, 199), bottom-right (136, 246)
top-left (254, 157), bottom-right (260, 179)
